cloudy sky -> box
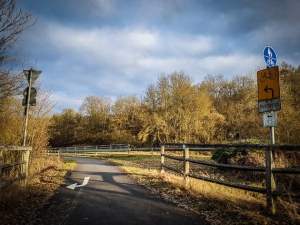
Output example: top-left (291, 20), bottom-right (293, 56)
top-left (20, 0), bottom-right (300, 114)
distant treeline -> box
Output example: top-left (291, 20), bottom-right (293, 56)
top-left (48, 63), bottom-right (300, 147)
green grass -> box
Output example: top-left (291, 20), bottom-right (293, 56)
top-left (62, 158), bottom-right (78, 170)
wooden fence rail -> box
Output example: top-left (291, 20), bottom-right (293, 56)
top-left (47, 143), bottom-right (300, 214)
top-left (0, 146), bottom-right (32, 203)
top-left (160, 143), bottom-right (300, 215)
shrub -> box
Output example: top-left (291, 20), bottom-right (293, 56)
top-left (211, 148), bottom-right (248, 164)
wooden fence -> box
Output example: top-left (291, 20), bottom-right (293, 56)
top-left (160, 143), bottom-right (300, 215)
top-left (48, 143), bottom-right (300, 214)
top-left (0, 146), bottom-right (32, 202)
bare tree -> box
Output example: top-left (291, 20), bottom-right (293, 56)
top-left (139, 71), bottom-right (224, 145)
top-left (111, 95), bottom-right (142, 144)
top-left (79, 96), bottom-right (112, 144)
top-left (0, 0), bottom-right (34, 66)
top-left (0, 0), bottom-right (35, 108)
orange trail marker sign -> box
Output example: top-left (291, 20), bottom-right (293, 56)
top-left (257, 66), bottom-right (281, 113)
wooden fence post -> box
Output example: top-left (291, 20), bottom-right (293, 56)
top-left (161, 145), bottom-right (165, 174)
top-left (21, 149), bottom-right (30, 187)
top-left (183, 145), bottom-right (190, 187)
top-left (266, 145), bottom-right (277, 214)
top-left (0, 150), bottom-right (3, 202)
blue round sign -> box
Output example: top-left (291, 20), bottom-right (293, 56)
top-left (263, 46), bottom-right (277, 68)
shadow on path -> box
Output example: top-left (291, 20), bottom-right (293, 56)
top-left (34, 157), bottom-right (209, 225)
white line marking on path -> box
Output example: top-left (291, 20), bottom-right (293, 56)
top-left (66, 177), bottom-right (90, 190)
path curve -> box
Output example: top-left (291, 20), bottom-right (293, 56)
top-left (35, 157), bottom-right (209, 225)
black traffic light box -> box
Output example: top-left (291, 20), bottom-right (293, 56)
top-left (22, 87), bottom-right (37, 106)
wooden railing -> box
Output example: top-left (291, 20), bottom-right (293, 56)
top-left (0, 146), bottom-right (32, 202)
top-left (160, 143), bottom-right (300, 215)
top-left (47, 143), bottom-right (300, 214)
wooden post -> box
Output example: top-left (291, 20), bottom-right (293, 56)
top-left (0, 150), bottom-right (3, 202)
top-left (266, 145), bottom-right (277, 214)
top-left (183, 145), bottom-right (190, 187)
top-left (21, 149), bottom-right (30, 187)
top-left (161, 145), bottom-right (165, 174)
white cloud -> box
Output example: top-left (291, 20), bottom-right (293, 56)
top-left (21, 0), bottom-right (299, 114)
top-left (40, 22), bottom-right (217, 75)
top-left (51, 91), bottom-right (83, 113)
top-left (199, 53), bottom-right (262, 77)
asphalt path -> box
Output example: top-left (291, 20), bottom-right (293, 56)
top-left (35, 157), bottom-right (209, 225)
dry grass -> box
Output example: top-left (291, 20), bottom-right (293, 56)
top-left (2, 151), bottom-right (298, 224)
top-left (0, 155), bottom-right (77, 225)
top-left (97, 152), bottom-right (300, 225)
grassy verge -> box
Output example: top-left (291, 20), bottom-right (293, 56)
top-left (0, 156), bottom-right (77, 225)
top-left (2, 152), bottom-right (298, 224)
top-left (96, 153), bottom-right (300, 225)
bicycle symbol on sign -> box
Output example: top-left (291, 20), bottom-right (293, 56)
top-left (265, 47), bottom-right (276, 67)
top-left (264, 47), bottom-right (276, 68)
top-left (260, 70), bottom-right (276, 82)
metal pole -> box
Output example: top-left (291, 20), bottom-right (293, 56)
top-left (270, 126), bottom-right (275, 145)
top-left (22, 69), bottom-right (33, 146)
top-left (266, 124), bottom-right (277, 214)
